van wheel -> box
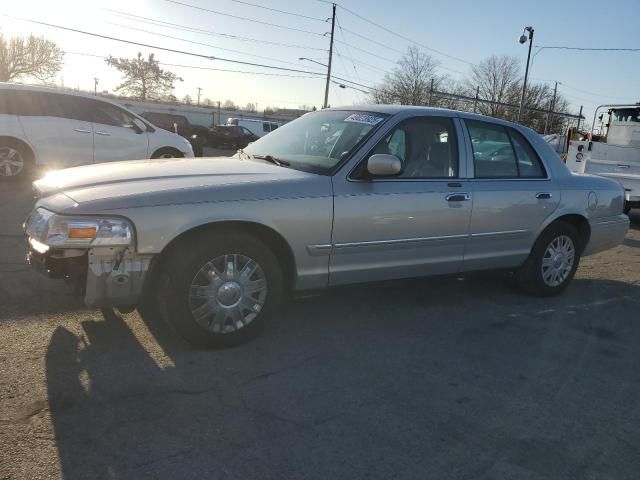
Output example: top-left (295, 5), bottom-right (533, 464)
top-left (152, 148), bottom-right (184, 159)
top-left (158, 231), bottom-right (283, 348)
top-left (0, 142), bottom-right (31, 180)
top-left (516, 221), bottom-right (581, 296)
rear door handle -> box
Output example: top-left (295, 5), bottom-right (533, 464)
top-left (445, 192), bottom-right (471, 202)
top-left (95, 131), bottom-right (111, 136)
top-left (73, 128), bottom-right (91, 133)
top-left (536, 192), bottom-right (553, 199)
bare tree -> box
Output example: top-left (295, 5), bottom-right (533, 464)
top-left (222, 99), bottom-right (237, 110)
top-left (105, 53), bottom-right (177, 100)
top-left (0, 34), bottom-right (63, 82)
top-left (370, 46), bottom-right (441, 105)
top-left (463, 55), bottom-right (521, 118)
top-left (245, 102), bottom-right (257, 112)
top-left (183, 94), bottom-right (193, 105)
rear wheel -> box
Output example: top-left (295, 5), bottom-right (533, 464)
top-left (158, 231), bottom-right (283, 348)
top-left (0, 142), bottom-right (30, 180)
top-left (516, 221), bottom-right (581, 296)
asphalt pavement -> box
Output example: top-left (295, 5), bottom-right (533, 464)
top-left (1, 158), bottom-right (639, 480)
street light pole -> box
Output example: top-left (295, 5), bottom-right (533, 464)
top-left (517, 26), bottom-right (534, 123)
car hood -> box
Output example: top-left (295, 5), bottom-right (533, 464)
top-left (34, 157), bottom-right (331, 213)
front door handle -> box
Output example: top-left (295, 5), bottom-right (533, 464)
top-left (536, 192), bottom-right (553, 199)
top-left (95, 131), bottom-right (111, 136)
top-left (445, 192), bottom-right (471, 202)
top-left (73, 128), bottom-right (91, 133)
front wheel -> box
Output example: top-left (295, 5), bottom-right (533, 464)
top-left (151, 148), bottom-right (184, 159)
top-left (158, 232), bottom-right (283, 348)
top-left (516, 221), bottom-right (581, 296)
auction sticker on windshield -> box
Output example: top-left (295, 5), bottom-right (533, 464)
top-left (344, 113), bottom-right (385, 126)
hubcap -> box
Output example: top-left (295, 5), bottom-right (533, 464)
top-left (0, 147), bottom-right (24, 177)
top-left (188, 254), bottom-right (267, 333)
top-left (541, 235), bottom-right (575, 287)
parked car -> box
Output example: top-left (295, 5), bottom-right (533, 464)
top-left (226, 117), bottom-right (280, 138)
top-left (0, 83), bottom-right (194, 180)
top-left (139, 111), bottom-right (206, 157)
top-left (208, 124), bottom-right (258, 149)
top-left (24, 106), bottom-right (629, 348)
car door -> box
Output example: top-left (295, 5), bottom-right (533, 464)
top-left (462, 119), bottom-right (559, 271)
top-left (17, 91), bottom-right (94, 167)
top-left (330, 115), bottom-right (473, 285)
top-left (87, 100), bottom-right (149, 163)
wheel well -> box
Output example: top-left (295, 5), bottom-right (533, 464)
top-left (151, 221), bottom-right (297, 293)
top-left (0, 136), bottom-right (35, 163)
top-left (553, 214), bottom-right (591, 253)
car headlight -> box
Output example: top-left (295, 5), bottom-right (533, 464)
top-left (25, 208), bottom-right (134, 249)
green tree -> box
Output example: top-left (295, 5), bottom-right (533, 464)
top-left (105, 52), bottom-right (177, 100)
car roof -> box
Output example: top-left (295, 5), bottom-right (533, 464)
top-left (327, 104), bottom-right (523, 129)
top-left (0, 82), bottom-right (133, 111)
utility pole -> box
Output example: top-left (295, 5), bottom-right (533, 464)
top-left (93, 77), bottom-right (99, 96)
top-left (323, 3), bottom-right (336, 109)
top-left (428, 78), bottom-right (434, 106)
top-left (197, 87), bottom-right (202, 106)
top-left (544, 81), bottom-right (558, 134)
top-left (217, 101), bottom-right (221, 125)
top-left (576, 105), bottom-right (583, 131)
top-left (473, 86), bottom-right (480, 113)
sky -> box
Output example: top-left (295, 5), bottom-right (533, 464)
top-left (0, 0), bottom-right (638, 122)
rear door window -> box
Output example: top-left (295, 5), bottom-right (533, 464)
top-left (509, 129), bottom-right (546, 178)
top-left (466, 120), bottom-right (518, 178)
top-left (465, 120), bottom-right (546, 178)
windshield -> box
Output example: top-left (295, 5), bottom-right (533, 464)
top-left (242, 110), bottom-right (388, 174)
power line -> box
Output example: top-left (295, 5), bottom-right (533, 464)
top-left (4, 15), bottom-right (332, 76)
top-left (17, 15), bottom-right (379, 89)
top-left (108, 10), bottom-right (327, 51)
top-left (107, 21), bottom-right (320, 69)
top-left (163, 0), bottom-right (325, 36)
top-left (536, 45), bottom-right (640, 52)
top-left (334, 39), bottom-right (397, 64)
top-left (322, 0), bottom-right (475, 66)
top-left (64, 51), bottom-right (325, 78)
top-left (228, 0), bottom-right (326, 22)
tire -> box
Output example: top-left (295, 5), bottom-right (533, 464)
top-left (157, 231), bottom-right (284, 348)
top-left (0, 141), bottom-right (31, 181)
top-left (515, 221), bottom-right (581, 296)
top-left (151, 148), bottom-right (184, 159)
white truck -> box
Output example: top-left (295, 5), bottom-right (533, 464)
top-left (566, 104), bottom-right (640, 214)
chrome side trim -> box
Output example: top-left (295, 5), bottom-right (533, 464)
top-left (470, 229), bottom-right (528, 238)
top-left (334, 233), bottom-right (468, 250)
top-left (306, 244), bottom-right (332, 256)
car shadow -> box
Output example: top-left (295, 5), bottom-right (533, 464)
top-left (46, 275), bottom-right (640, 479)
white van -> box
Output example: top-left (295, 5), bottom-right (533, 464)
top-left (0, 83), bottom-right (194, 180)
top-left (226, 117), bottom-right (281, 138)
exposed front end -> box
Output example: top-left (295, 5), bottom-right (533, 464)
top-left (24, 207), bottom-right (153, 308)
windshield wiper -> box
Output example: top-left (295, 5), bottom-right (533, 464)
top-left (252, 154), bottom-right (290, 167)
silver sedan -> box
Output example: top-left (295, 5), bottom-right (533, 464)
top-left (25, 106), bottom-right (629, 347)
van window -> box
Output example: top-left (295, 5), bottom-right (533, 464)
top-left (263, 122), bottom-right (270, 133)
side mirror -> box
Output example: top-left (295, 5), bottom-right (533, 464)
top-left (367, 154), bottom-right (402, 177)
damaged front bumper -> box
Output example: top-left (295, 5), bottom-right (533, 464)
top-left (27, 242), bottom-right (154, 308)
